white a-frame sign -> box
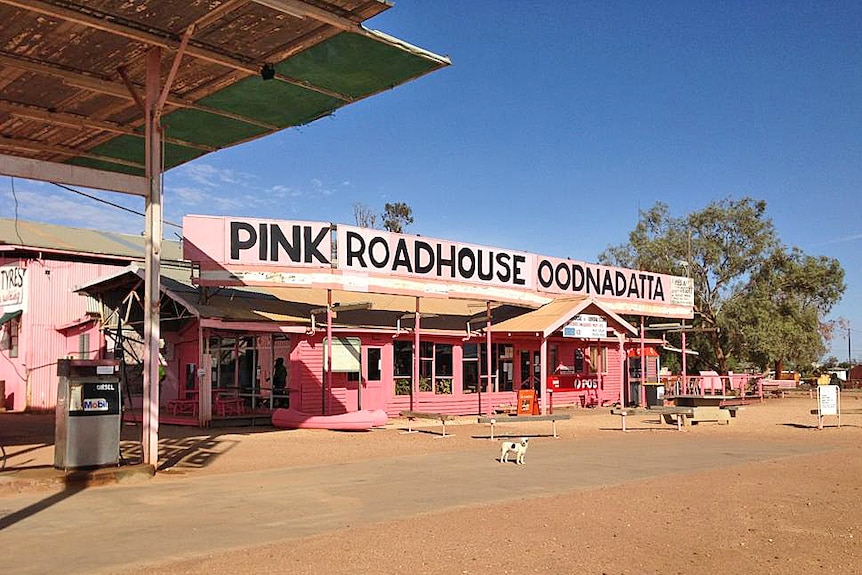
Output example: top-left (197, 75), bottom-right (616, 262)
top-left (815, 384), bottom-right (841, 430)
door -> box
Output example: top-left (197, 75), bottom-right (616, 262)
top-left (519, 349), bottom-right (542, 395)
top-left (361, 346), bottom-right (385, 411)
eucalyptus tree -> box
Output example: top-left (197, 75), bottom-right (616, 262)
top-left (352, 201), bottom-right (413, 233)
top-left (723, 248), bottom-right (845, 372)
top-left (600, 197), bottom-right (844, 374)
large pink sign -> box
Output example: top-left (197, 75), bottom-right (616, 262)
top-left (183, 216), bottom-right (694, 316)
top-left (183, 215), bottom-right (331, 270)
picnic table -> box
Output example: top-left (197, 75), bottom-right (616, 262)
top-left (609, 400), bottom-right (742, 431)
top-left (664, 395), bottom-right (740, 426)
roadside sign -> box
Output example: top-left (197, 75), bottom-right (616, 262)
top-left (563, 314), bottom-right (607, 339)
top-left (815, 384), bottom-right (841, 429)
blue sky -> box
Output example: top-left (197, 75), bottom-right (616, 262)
top-left (4, 1), bottom-right (860, 360)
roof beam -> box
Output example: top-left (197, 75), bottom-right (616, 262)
top-left (193, 0), bottom-right (249, 32)
top-left (0, 52), bottom-right (280, 131)
top-left (0, 0), bottom-right (353, 102)
top-left (0, 100), bottom-right (216, 152)
top-left (252, 0), bottom-right (363, 32)
top-left (0, 135), bottom-right (145, 170)
top-left (0, 153), bottom-right (146, 196)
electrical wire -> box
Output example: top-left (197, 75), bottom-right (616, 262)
top-left (50, 181), bottom-right (182, 229)
top-left (9, 177), bottom-right (24, 244)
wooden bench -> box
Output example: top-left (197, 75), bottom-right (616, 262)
top-left (609, 407), bottom-right (692, 431)
top-left (609, 408), bottom-right (648, 432)
top-left (166, 399), bottom-right (198, 417)
top-left (213, 391), bottom-right (244, 416)
top-left (399, 411), bottom-right (457, 438)
top-left (758, 379), bottom-right (797, 400)
top-left (477, 413), bottom-right (571, 440)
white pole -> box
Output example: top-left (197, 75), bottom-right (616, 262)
top-left (142, 47), bottom-right (163, 467)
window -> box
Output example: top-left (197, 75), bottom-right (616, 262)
top-left (462, 344), bottom-right (479, 393)
top-left (419, 341), bottom-right (452, 394)
top-left (393, 340), bottom-right (453, 395)
top-left (574, 348), bottom-right (584, 373)
top-left (393, 341), bottom-right (412, 395)
top-left (479, 343), bottom-right (513, 392)
top-left (6, 318), bottom-right (21, 357)
top-left (78, 333), bottom-right (90, 359)
top-left (367, 348), bottom-right (381, 382)
top-left (3, 318), bottom-right (19, 358)
top-left (419, 341), bottom-right (434, 392)
top-left (434, 343), bottom-right (452, 394)
top-left (209, 336), bottom-right (239, 389)
top-left (590, 346), bottom-right (608, 374)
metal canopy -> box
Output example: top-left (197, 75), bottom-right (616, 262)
top-left (0, 1), bottom-right (448, 466)
top-left (0, 0), bottom-right (450, 182)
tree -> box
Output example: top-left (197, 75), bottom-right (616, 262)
top-left (600, 197), bottom-right (845, 374)
top-left (723, 248), bottom-right (845, 372)
top-left (353, 201), bottom-right (414, 233)
top-left (382, 202), bottom-right (413, 233)
top-left (353, 202), bottom-right (379, 229)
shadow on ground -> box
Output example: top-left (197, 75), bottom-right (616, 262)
top-left (0, 411), bottom-right (276, 474)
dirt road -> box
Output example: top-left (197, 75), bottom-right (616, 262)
top-left (2, 395), bottom-right (861, 574)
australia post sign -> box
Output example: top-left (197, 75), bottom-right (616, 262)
top-left (183, 216), bottom-right (694, 317)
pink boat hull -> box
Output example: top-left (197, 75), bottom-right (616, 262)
top-left (272, 408), bottom-right (388, 431)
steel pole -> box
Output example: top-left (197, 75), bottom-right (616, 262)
top-left (142, 47), bottom-right (162, 467)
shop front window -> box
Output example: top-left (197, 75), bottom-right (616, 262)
top-left (462, 344), bottom-right (479, 394)
top-left (590, 346), bottom-right (608, 374)
top-left (574, 348), bottom-right (585, 373)
top-left (419, 341), bottom-right (452, 394)
top-left (434, 342), bottom-right (452, 394)
top-left (393, 341), bottom-right (412, 395)
top-left (480, 343), bottom-right (513, 392)
top-left (2, 318), bottom-right (19, 358)
top-left (210, 336), bottom-right (236, 389)
top-left (210, 335), bottom-right (259, 391)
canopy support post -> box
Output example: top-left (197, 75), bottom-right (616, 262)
top-left (142, 46), bottom-right (163, 467)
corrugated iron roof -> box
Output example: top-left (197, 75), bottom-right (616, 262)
top-left (0, 1), bottom-right (449, 176)
top-left (489, 297), bottom-right (637, 338)
top-left (0, 218), bottom-right (183, 261)
top-left (77, 261), bottom-right (539, 335)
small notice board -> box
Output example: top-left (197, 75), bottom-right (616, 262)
top-left (815, 384), bottom-right (841, 429)
top-left (517, 389), bottom-right (539, 416)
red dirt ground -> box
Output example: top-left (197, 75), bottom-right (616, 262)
top-left (4, 392), bottom-right (862, 574)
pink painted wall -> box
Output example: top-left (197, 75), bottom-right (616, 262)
top-left (0, 256), bottom-right (123, 411)
top-left (287, 332), bottom-right (628, 417)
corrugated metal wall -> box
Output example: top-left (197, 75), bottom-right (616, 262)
top-left (289, 334), bottom-right (629, 417)
top-left (23, 258), bottom-right (124, 410)
top-left (291, 337), bottom-right (324, 414)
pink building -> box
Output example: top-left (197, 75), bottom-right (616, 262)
top-left (0, 219), bottom-right (182, 411)
top-left (2, 218), bottom-right (673, 423)
top-left (74, 216), bottom-right (679, 426)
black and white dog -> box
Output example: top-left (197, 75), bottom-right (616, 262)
top-left (499, 437), bottom-right (529, 465)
